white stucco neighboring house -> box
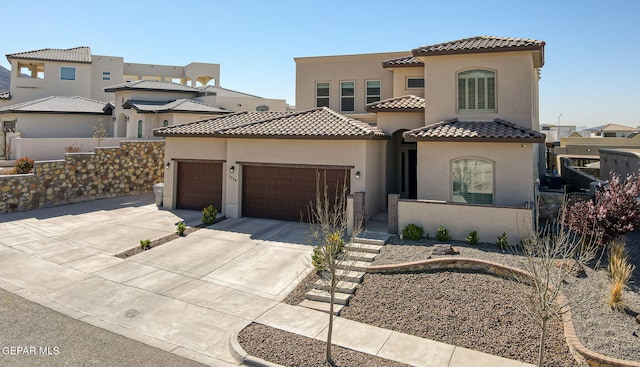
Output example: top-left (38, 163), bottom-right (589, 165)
top-left (155, 35), bottom-right (547, 242)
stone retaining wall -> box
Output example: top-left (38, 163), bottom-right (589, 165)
top-left (367, 258), bottom-right (640, 367)
top-left (0, 141), bottom-right (164, 214)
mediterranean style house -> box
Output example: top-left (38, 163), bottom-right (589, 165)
top-left (155, 36), bottom-right (546, 241)
top-left (0, 47), bottom-right (288, 159)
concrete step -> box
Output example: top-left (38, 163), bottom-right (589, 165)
top-left (353, 237), bottom-right (387, 246)
top-left (345, 243), bottom-right (383, 254)
top-left (305, 289), bottom-right (351, 305)
top-left (346, 251), bottom-right (377, 262)
top-left (324, 269), bottom-right (365, 283)
top-left (299, 300), bottom-right (343, 315)
top-left (312, 279), bottom-right (359, 294)
top-left (336, 260), bottom-right (370, 272)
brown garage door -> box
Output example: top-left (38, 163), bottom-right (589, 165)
top-left (242, 165), bottom-right (350, 221)
top-left (176, 161), bottom-right (223, 211)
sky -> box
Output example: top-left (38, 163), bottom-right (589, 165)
top-left (1, 0), bottom-right (639, 128)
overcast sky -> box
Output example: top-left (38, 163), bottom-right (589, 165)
top-left (2, 0), bottom-right (638, 128)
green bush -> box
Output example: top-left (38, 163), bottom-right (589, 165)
top-left (496, 232), bottom-right (509, 249)
top-left (140, 239), bottom-right (151, 250)
top-left (176, 221), bottom-right (186, 236)
top-left (465, 231), bottom-right (479, 245)
top-left (201, 205), bottom-right (218, 225)
top-left (11, 157), bottom-right (35, 174)
top-left (435, 225), bottom-right (451, 242)
top-left (402, 224), bottom-right (424, 241)
top-left (311, 232), bottom-right (345, 271)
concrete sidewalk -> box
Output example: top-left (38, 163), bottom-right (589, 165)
top-left (240, 303), bottom-right (535, 367)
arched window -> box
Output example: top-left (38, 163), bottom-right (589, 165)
top-left (137, 120), bottom-right (143, 138)
top-left (451, 158), bottom-right (494, 205)
top-left (457, 69), bottom-right (496, 113)
top-left (163, 120), bottom-right (169, 127)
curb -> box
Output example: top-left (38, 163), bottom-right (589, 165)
top-left (228, 327), bottom-right (286, 367)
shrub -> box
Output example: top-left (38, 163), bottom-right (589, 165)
top-left (402, 224), bottom-right (424, 241)
top-left (140, 239), bottom-right (151, 250)
top-left (465, 231), bottom-right (479, 245)
top-left (496, 232), bottom-right (509, 249)
top-left (64, 143), bottom-right (82, 153)
top-left (435, 225), bottom-right (451, 242)
top-left (11, 157), bottom-right (34, 174)
top-left (201, 205), bottom-right (218, 225)
top-left (176, 221), bottom-right (186, 236)
top-left (311, 232), bottom-right (344, 271)
top-left (608, 240), bottom-right (634, 311)
top-left (565, 171), bottom-right (640, 245)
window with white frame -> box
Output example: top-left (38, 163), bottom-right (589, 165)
top-left (102, 71), bottom-right (111, 81)
top-left (340, 81), bottom-right (355, 112)
top-left (451, 158), bottom-right (494, 205)
top-left (457, 69), bottom-right (496, 113)
top-left (406, 77), bottom-right (424, 89)
top-left (366, 80), bottom-right (381, 104)
top-left (316, 82), bottom-right (330, 108)
top-left (60, 67), bottom-right (76, 80)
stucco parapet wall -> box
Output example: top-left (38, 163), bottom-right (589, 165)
top-left (398, 198), bottom-right (532, 210)
top-left (0, 141), bottom-right (164, 214)
top-left (367, 258), bottom-right (640, 367)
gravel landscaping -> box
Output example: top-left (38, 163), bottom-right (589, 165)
top-left (242, 231), bottom-right (640, 366)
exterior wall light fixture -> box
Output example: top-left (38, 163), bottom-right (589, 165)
top-left (355, 171), bottom-right (361, 179)
top-left (230, 165), bottom-right (235, 173)
top-left (165, 162), bottom-right (170, 168)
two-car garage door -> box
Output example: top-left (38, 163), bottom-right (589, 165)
top-left (242, 165), bottom-right (350, 221)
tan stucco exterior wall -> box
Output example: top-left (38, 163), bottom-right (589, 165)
top-left (295, 52), bottom-right (408, 113)
top-left (390, 67), bottom-right (425, 98)
top-left (4, 112), bottom-right (110, 138)
top-left (90, 55), bottom-right (124, 102)
top-left (599, 149), bottom-right (640, 181)
top-left (421, 51), bottom-right (539, 129)
top-left (416, 141), bottom-right (536, 206)
top-left (7, 60), bottom-right (92, 104)
top-left (398, 200), bottom-right (533, 243)
top-left (557, 136), bottom-right (640, 156)
top-left (375, 111), bottom-right (424, 135)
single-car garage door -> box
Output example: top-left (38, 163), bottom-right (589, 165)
top-left (176, 161), bottom-right (223, 211)
top-left (242, 165), bottom-right (350, 221)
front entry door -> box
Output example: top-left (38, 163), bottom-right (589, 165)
top-left (398, 147), bottom-right (417, 199)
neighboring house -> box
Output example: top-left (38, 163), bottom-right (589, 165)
top-left (582, 123), bottom-right (639, 138)
top-left (199, 85), bottom-right (290, 113)
top-left (0, 46), bottom-right (220, 106)
top-left (155, 36), bottom-right (546, 242)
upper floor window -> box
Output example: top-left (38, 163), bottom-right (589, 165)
top-left (458, 69), bottom-right (496, 113)
top-left (163, 120), bottom-right (169, 127)
top-left (316, 82), bottom-right (329, 108)
top-left (406, 77), bottom-right (424, 89)
top-left (102, 71), bottom-right (111, 81)
top-left (60, 67), bottom-right (76, 81)
top-left (366, 80), bottom-right (381, 104)
top-left (340, 81), bottom-right (355, 112)
top-left (451, 158), bottom-right (494, 205)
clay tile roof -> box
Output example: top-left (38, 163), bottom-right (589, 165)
top-left (382, 55), bottom-right (423, 68)
top-left (0, 96), bottom-right (112, 114)
top-left (6, 47), bottom-right (92, 63)
top-left (366, 95), bottom-right (425, 112)
top-left (124, 99), bottom-right (230, 114)
top-left (154, 107), bottom-right (388, 140)
top-left (412, 36), bottom-right (545, 57)
top-left (104, 80), bottom-right (203, 94)
top-left (403, 118), bottom-right (545, 143)
top-left (0, 91), bottom-right (9, 100)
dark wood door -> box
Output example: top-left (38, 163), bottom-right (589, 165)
top-left (242, 165), bottom-right (349, 221)
top-left (176, 161), bottom-right (223, 211)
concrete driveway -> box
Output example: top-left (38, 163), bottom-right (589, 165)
top-left (0, 194), bottom-right (313, 366)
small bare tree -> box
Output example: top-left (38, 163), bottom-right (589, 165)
top-left (93, 117), bottom-right (108, 147)
top-left (514, 205), bottom-right (599, 367)
top-left (307, 172), bottom-right (361, 366)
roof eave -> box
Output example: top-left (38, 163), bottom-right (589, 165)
top-left (403, 136), bottom-right (545, 143)
top-left (412, 45), bottom-right (545, 58)
top-left (366, 107), bottom-right (425, 113)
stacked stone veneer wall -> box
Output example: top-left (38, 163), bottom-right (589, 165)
top-left (368, 258), bottom-right (640, 367)
top-left (0, 141), bottom-right (164, 214)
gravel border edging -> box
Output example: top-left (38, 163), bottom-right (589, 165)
top-left (367, 257), bottom-right (640, 367)
top-left (229, 327), bottom-right (286, 367)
